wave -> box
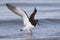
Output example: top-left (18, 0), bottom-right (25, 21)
top-left (0, 35), bottom-right (60, 40)
top-left (40, 19), bottom-right (60, 24)
top-left (0, 34), bottom-right (23, 38)
top-left (38, 9), bottom-right (60, 12)
top-left (0, 19), bottom-right (60, 24)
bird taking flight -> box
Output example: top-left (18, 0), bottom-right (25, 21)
top-left (6, 3), bottom-right (40, 35)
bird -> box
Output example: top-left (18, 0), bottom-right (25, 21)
top-left (6, 3), bottom-right (40, 35)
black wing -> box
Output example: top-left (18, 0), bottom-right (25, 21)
top-left (29, 8), bottom-right (37, 20)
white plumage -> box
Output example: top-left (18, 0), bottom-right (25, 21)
top-left (6, 3), bottom-right (34, 34)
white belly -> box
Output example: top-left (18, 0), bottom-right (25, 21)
top-left (23, 22), bottom-right (34, 31)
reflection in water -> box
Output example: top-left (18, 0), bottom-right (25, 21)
top-left (26, 34), bottom-right (32, 39)
top-left (21, 33), bottom-right (33, 40)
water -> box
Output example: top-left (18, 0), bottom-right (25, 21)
top-left (0, 3), bottom-right (60, 40)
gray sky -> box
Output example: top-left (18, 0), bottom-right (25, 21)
top-left (0, 0), bottom-right (60, 4)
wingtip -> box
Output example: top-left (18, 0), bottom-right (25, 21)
top-left (5, 3), bottom-right (16, 10)
top-left (6, 3), bottom-right (12, 8)
top-left (6, 3), bottom-right (9, 7)
top-left (34, 8), bottom-right (37, 12)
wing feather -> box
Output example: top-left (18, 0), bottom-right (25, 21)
top-left (6, 3), bottom-right (29, 25)
top-left (29, 8), bottom-right (37, 20)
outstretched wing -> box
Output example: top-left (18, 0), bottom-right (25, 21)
top-left (6, 3), bottom-right (29, 25)
top-left (29, 8), bottom-right (37, 20)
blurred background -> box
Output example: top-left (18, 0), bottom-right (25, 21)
top-left (0, 0), bottom-right (60, 40)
